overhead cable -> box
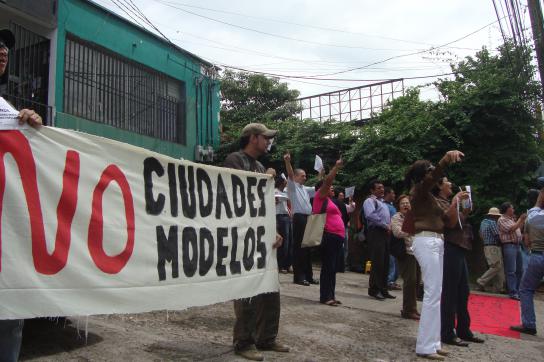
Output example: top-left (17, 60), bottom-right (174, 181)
top-left (153, 0), bottom-right (478, 51)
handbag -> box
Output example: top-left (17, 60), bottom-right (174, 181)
top-left (301, 197), bottom-right (328, 248)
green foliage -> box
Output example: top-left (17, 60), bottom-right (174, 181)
top-left (343, 88), bottom-right (455, 191)
top-left (265, 118), bottom-right (359, 186)
top-left (344, 41), bottom-right (543, 220)
top-left (219, 70), bottom-right (301, 143)
top-left (216, 41), bottom-right (543, 222)
top-left (215, 70), bottom-right (358, 184)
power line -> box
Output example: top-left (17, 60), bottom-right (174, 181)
top-left (103, 0), bottom-right (457, 71)
top-left (149, 0), bottom-right (464, 52)
top-left (492, 0), bottom-right (510, 45)
top-left (174, 37), bottom-right (448, 72)
top-left (108, 0), bottom-right (149, 29)
top-left (218, 63), bottom-right (456, 82)
top-left (153, 0), bottom-right (480, 51)
top-left (123, 0), bottom-right (173, 43)
top-left (302, 20), bottom-right (499, 78)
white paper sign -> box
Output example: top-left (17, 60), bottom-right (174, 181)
top-left (0, 127), bottom-right (278, 319)
top-left (345, 186), bottom-right (355, 198)
top-left (314, 155), bottom-right (323, 172)
top-left (0, 97), bottom-right (28, 130)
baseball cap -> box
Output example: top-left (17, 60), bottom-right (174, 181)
top-left (241, 123), bottom-right (278, 138)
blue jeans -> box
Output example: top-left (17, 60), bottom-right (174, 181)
top-left (388, 255), bottom-right (398, 285)
top-left (503, 243), bottom-right (523, 297)
top-left (519, 252), bottom-right (544, 329)
top-left (520, 243), bottom-right (529, 275)
top-left (0, 319), bottom-right (24, 362)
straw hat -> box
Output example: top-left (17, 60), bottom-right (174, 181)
top-left (487, 207), bottom-right (501, 216)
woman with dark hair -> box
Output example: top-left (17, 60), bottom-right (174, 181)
top-left (433, 177), bottom-right (484, 347)
top-left (405, 150), bottom-right (467, 360)
top-left (497, 202), bottom-right (526, 300)
top-left (312, 159), bottom-right (344, 306)
top-left (391, 194), bottom-right (419, 320)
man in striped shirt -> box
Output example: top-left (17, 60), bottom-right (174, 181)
top-left (476, 207), bottom-right (505, 293)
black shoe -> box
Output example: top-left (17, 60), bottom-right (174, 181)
top-left (294, 280), bottom-right (310, 286)
top-left (461, 335), bottom-right (485, 343)
top-left (382, 292), bottom-right (396, 299)
top-left (442, 337), bottom-right (469, 347)
top-left (308, 279), bottom-right (320, 285)
top-left (510, 325), bottom-right (537, 335)
top-left (368, 291), bottom-right (386, 301)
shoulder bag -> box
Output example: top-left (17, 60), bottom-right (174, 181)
top-left (301, 197), bottom-right (329, 248)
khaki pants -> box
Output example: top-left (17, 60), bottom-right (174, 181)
top-left (477, 245), bottom-right (505, 292)
top-left (233, 292), bottom-right (280, 351)
top-left (398, 254), bottom-right (418, 315)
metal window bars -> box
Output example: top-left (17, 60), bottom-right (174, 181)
top-left (63, 34), bottom-right (186, 144)
top-left (2, 22), bottom-right (52, 125)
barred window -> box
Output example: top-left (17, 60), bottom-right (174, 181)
top-left (63, 34), bottom-right (185, 144)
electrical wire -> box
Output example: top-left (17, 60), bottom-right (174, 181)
top-left (148, 0), bottom-right (470, 52)
top-left (153, 0), bottom-right (480, 51)
top-left (104, 0), bottom-right (498, 79)
top-left (123, 0), bottom-right (173, 43)
top-left (293, 20), bottom-right (499, 78)
top-left (218, 62), bottom-right (456, 82)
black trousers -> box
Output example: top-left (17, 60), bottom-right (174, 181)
top-left (441, 242), bottom-right (473, 342)
top-left (320, 232), bottom-right (344, 302)
top-left (367, 227), bottom-right (390, 295)
top-left (292, 213), bottom-right (314, 283)
top-left (276, 214), bottom-right (292, 270)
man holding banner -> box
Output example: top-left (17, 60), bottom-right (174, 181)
top-left (0, 27), bottom-right (44, 362)
top-left (224, 123), bottom-right (289, 361)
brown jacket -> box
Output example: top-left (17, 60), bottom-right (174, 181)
top-left (410, 159), bottom-right (449, 233)
top-left (436, 196), bottom-right (473, 250)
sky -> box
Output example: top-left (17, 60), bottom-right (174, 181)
top-left (93, 0), bottom-right (532, 100)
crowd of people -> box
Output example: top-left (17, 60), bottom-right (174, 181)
top-left (239, 125), bottom-right (543, 361)
top-left (1, 19), bottom-right (542, 358)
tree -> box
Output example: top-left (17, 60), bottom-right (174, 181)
top-left (216, 70), bottom-right (359, 182)
top-left (219, 70), bottom-right (301, 143)
top-left (344, 41), bottom-right (543, 217)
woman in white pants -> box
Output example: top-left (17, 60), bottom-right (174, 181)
top-left (405, 150), bottom-right (467, 360)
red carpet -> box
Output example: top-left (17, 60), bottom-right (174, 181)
top-left (467, 293), bottom-right (520, 339)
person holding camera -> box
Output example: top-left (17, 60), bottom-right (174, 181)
top-left (433, 178), bottom-right (484, 347)
top-left (510, 188), bottom-right (544, 335)
top-left (405, 150), bottom-right (467, 360)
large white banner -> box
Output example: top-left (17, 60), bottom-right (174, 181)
top-left (0, 127), bottom-right (278, 319)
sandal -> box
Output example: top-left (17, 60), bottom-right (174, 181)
top-left (320, 300), bottom-right (337, 306)
top-left (334, 300), bottom-right (342, 305)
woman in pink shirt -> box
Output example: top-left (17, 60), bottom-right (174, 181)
top-left (313, 159), bottom-right (344, 306)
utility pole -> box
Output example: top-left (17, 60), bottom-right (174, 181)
top-left (528, 0), bottom-right (544, 99)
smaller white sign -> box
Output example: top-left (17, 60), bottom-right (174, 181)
top-left (345, 186), bottom-right (355, 198)
top-left (314, 155), bottom-right (323, 172)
